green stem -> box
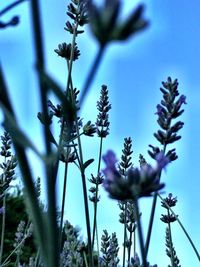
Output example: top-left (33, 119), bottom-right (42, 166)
top-left (0, 0), bottom-right (28, 16)
top-left (134, 199), bottom-right (147, 267)
top-left (145, 144), bottom-right (167, 256)
top-left (80, 45), bottom-right (106, 105)
top-left (122, 203), bottom-right (127, 267)
top-left (83, 251), bottom-right (89, 267)
top-left (70, 91), bottom-right (93, 266)
top-left (158, 193), bottom-right (200, 262)
top-left (92, 137), bottom-right (103, 249)
top-left (134, 229), bottom-right (136, 256)
top-left (31, 0), bottom-right (60, 265)
top-left (59, 162), bottom-right (69, 245)
top-left (81, 170), bottom-right (93, 267)
top-left (0, 195), bottom-right (6, 265)
top-left (127, 223), bottom-right (133, 264)
top-left (167, 210), bottom-right (175, 267)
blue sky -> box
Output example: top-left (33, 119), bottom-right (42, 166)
top-left (1, 0), bottom-right (200, 266)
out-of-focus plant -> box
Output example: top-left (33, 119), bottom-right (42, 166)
top-left (0, 1), bottom-right (199, 267)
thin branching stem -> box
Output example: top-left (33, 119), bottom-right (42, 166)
top-left (0, 195), bottom-right (6, 265)
top-left (30, 0), bottom-right (60, 265)
top-left (127, 222), bottom-right (134, 264)
top-left (92, 136), bottom-right (103, 249)
top-left (134, 199), bottom-right (148, 267)
top-left (59, 162), bottom-right (69, 244)
top-left (158, 193), bottom-right (200, 262)
top-left (122, 203), bottom-right (127, 267)
top-left (167, 210), bottom-right (175, 267)
top-left (145, 144), bottom-right (167, 256)
top-left (0, 0), bottom-right (28, 16)
top-left (73, 107), bottom-right (93, 266)
top-left (80, 45), bottom-right (106, 105)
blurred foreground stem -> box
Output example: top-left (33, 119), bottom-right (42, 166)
top-left (80, 45), bottom-right (106, 105)
top-left (0, 0), bottom-right (28, 16)
top-left (134, 199), bottom-right (147, 267)
top-left (30, 0), bottom-right (59, 266)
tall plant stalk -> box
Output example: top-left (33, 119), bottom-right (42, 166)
top-left (0, 196), bottom-right (6, 265)
top-left (92, 136), bottom-right (103, 249)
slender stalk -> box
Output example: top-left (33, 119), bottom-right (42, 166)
top-left (158, 193), bottom-right (200, 262)
top-left (80, 45), bottom-right (106, 105)
top-left (145, 144), bottom-right (167, 256)
top-left (67, 88), bottom-right (93, 266)
top-left (30, 1), bottom-right (59, 266)
top-left (95, 225), bottom-right (100, 267)
top-left (74, 110), bottom-right (93, 266)
top-left (83, 251), bottom-right (89, 267)
top-left (59, 162), bottom-right (69, 244)
top-left (134, 199), bottom-right (147, 267)
top-left (1, 236), bottom-right (25, 267)
top-left (167, 210), bottom-right (175, 267)
top-left (35, 249), bottom-right (40, 267)
top-left (133, 229), bottom-right (135, 255)
top-left (81, 170), bottom-right (93, 267)
top-left (1, 222), bottom-right (31, 267)
top-left (127, 223), bottom-right (134, 264)
top-left (92, 137), bottom-right (103, 249)
top-left (122, 203), bottom-right (127, 267)
top-left (0, 0), bottom-right (28, 16)
top-left (0, 195), bottom-right (6, 265)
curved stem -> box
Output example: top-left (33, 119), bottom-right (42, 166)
top-left (0, 0), bottom-right (28, 17)
top-left (127, 223), bottom-right (133, 265)
top-left (70, 87), bottom-right (93, 267)
top-left (0, 195), bottom-right (6, 265)
top-left (92, 137), bottom-right (103, 249)
top-left (134, 199), bottom-right (147, 267)
top-left (158, 193), bottom-right (200, 262)
top-left (80, 45), bottom-right (106, 106)
top-left (167, 210), bottom-right (175, 267)
top-left (145, 144), bottom-right (167, 256)
top-left (59, 162), bottom-right (69, 244)
top-left (122, 203), bottom-right (127, 267)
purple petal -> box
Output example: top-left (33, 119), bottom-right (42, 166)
top-left (155, 104), bottom-right (164, 116)
top-left (102, 150), bottom-right (118, 169)
top-left (155, 152), bottom-right (169, 169)
top-left (179, 95), bottom-right (187, 105)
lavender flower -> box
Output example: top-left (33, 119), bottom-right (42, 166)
top-left (54, 42), bottom-right (80, 61)
top-left (149, 77), bottom-right (186, 162)
top-left (130, 253), bottom-right (157, 267)
top-left (100, 230), bottom-right (119, 266)
top-left (88, 0), bottom-right (148, 45)
top-left (161, 193), bottom-right (177, 209)
top-left (96, 85), bottom-right (111, 138)
top-left (102, 150), bottom-right (167, 200)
